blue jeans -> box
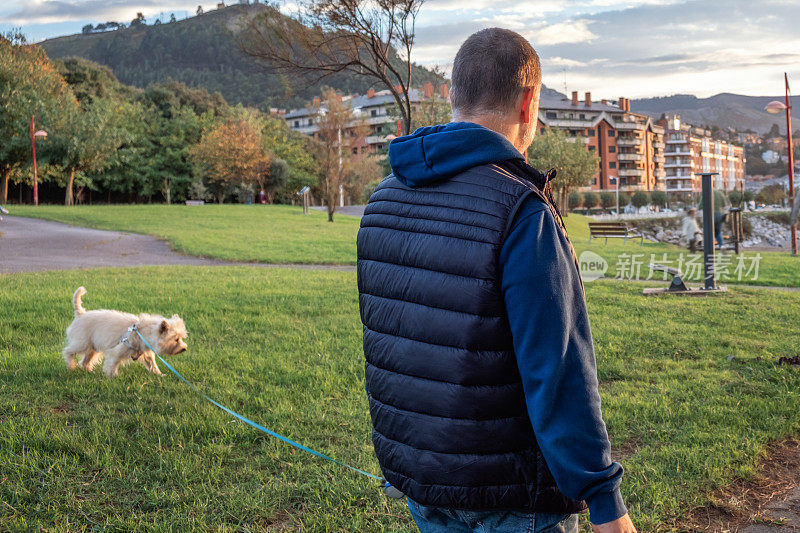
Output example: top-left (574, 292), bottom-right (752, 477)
top-left (407, 498), bottom-right (579, 533)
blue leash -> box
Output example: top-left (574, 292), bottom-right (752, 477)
top-left (134, 330), bottom-right (403, 496)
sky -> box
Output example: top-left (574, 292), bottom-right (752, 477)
top-left (1, 0), bottom-right (799, 99)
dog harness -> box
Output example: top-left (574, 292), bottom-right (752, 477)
top-left (120, 323), bottom-right (144, 360)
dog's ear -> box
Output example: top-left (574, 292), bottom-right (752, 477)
top-left (160, 320), bottom-right (169, 334)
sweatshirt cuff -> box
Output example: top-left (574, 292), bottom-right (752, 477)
top-left (585, 488), bottom-right (627, 525)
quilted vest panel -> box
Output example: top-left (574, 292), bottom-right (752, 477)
top-left (357, 163), bottom-right (587, 513)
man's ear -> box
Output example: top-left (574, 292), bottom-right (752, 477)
top-left (160, 320), bottom-right (169, 334)
top-left (520, 87), bottom-right (535, 124)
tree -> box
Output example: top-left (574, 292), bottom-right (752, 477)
top-left (241, 0), bottom-right (425, 135)
top-left (131, 12), bottom-right (146, 27)
top-left (82, 24), bottom-right (94, 35)
top-left (46, 98), bottom-right (126, 205)
top-left (650, 189), bottom-right (667, 208)
top-left (618, 192), bottom-right (631, 207)
top-left (631, 190), bottom-right (649, 210)
top-left (170, 13), bottom-right (177, 23)
top-left (600, 191), bottom-right (615, 210)
top-left (527, 127), bottom-right (600, 213)
top-left (568, 192), bottom-right (582, 210)
top-left (728, 189), bottom-right (743, 206)
top-left (309, 88), bottom-right (372, 221)
top-left (189, 116), bottom-right (270, 203)
top-left (743, 189), bottom-right (754, 203)
top-left (267, 158), bottom-right (290, 203)
top-left (756, 184), bottom-right (784, 205)
top-left (582, 191), bottom-right (599, 211)
top-left (196, 6), bottom-right (204, 15)
top-left (0, 33), bottom-right (77, 203)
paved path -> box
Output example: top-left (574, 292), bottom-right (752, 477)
top-left (0, 217), bottom-right (355, 273)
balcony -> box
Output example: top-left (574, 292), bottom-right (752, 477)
top-left (666, 138), bottom-right (688, 144)
top-left (617, 153), bottom-right (643, 162)
top-left (654, 155), bottom-right (665, 163)
top-left (664, 162), bottom-right (692, 168)
top-left (616, 137), bottom-right (642, 146)
top-left (618, 168), bottom-right (644, 177)
top-left (615, 122), bottom-right (646, 131)
top-left (655, 169), bottom-right (666, 178)
top-left (653, 141), bottom-right (665, 149)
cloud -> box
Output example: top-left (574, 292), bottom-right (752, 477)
top-left (0, 0), bottom-right (199, 24)
top-left (527, 19), bottom-right (596, 45)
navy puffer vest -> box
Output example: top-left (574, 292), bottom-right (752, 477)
top-left (357, 162), bottom-right (586, 513)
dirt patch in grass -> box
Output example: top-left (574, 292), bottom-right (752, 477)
top-left (682, 437), bottom-right (800, 531)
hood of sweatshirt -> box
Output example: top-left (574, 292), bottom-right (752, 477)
top-left (387, 122), bottom-right (525, 187)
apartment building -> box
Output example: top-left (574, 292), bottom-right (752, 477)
top-left (659, 115), bottom-right (745, 200)
top-left (284, 83), bottom-right (448, 154)
top-left (537, 91), bottom-right (666, 192)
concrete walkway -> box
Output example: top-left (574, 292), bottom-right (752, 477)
top-left (0, 217), bottom-right (355, 273)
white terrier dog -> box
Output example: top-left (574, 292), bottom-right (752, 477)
top-left (63, 287), bottom-right (188, 378)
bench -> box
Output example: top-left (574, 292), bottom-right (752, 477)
top-left (185, 200), bottom-right (205, 206)
top-left (588, 222), bottom-right (642, 245)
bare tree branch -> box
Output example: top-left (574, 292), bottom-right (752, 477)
top-left (239, 0), bottom-right (425, 135)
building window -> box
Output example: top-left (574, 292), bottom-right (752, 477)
top-left (609, 162), bottom-right (617, 169)
top-left (375, 125), bottom-right (383, 133)
top-left (609, 146), bottom-right (616, 153)
top-left (588, 128), bottom-right (595, 136)
top-left (546, 112), bottom-right (557, 119)
top-left (608, 130), bottom-right (615, 137)
top-left (293, 120), bottom-right (299, 127)
top-left (588, 145), bottom-right (596, 151)
top-left (579, 114), bottom-right (586, 120)
top-left (371, 109), bottom-right (377, 117)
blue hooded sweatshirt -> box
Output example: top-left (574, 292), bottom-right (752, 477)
top-left (388, 122), bottom-right (627, 526)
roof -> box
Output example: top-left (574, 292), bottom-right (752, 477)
top-left (538, 95), bottom-right (624, 113)
top-left (284, 88), bottom-right (423, 119)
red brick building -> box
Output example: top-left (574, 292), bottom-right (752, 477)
top-left (537, 91), bottom-right (666, 193)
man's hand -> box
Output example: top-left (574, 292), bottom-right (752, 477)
top-left (592, 513), bottom-right (637, 533)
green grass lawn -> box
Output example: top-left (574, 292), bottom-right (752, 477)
top-left (2, 267), bottom-right (800, 531)
top-left (11, 205), bottom-right (800, 286)
top-left (11, 204), bottom-right (360, 265)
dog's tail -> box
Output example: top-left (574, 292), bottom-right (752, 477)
top-left (72, 287), bottom-right (87, 316)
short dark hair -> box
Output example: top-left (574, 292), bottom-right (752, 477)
top-left (450, 28), bottom-right (541, 116)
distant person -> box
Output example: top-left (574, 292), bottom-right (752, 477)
top-left (714, 210), bottom-right (728, 249)
top-left (357, 28), bottom-right (635, 533)
top-left (259, 189), bottom-right (267, 204)
top-left (682, 207), bottom-right (702, 252)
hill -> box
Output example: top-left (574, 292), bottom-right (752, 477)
top-left (39, 4), bottom-right (444, 110)
top-left (630, 92), bottom-right (800, 135)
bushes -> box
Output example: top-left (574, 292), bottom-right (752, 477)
top-left (583, 191), bottom-right (599, 210)
top-left (600, 191), bottom-right (615, 210)
top-left (631, 191), bottom-right (649, 209)
top-left (568, 191), bottom-right (583, 209)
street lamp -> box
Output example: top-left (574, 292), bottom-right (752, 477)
top-left (30, 115), bottom-right (48, 206)
top-left (610, 176), bottom-right (619, 216)
top-left (764, 72), bottom-right (796, 256)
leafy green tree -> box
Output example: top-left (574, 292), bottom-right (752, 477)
top-left (600, 191), bottom-right (615, 210)
top-left (0, 33), bottom-right (77, 202)
top-left (728, 189), bottom-right (743, 206)
top-left (267, 158), bottom-right (289, 203)
top-left (743, 189), bottom-right (754, 203)
top-left (528, 127), bottom-right (599, 212)
top-left (568, 192), bottom-right (582, 210)
top-left (55, 57), bottom-right (133, 104)
top-left (650, 190), bottom-right (667, 208)
top-left (618, 191), bottom-right (631, 207)
top-left (45, 98), bottom-right (127, 205)
top-left (583, 191), bottom-right (599, 210)
top-left (631, 190), bottom-right (649, 210)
